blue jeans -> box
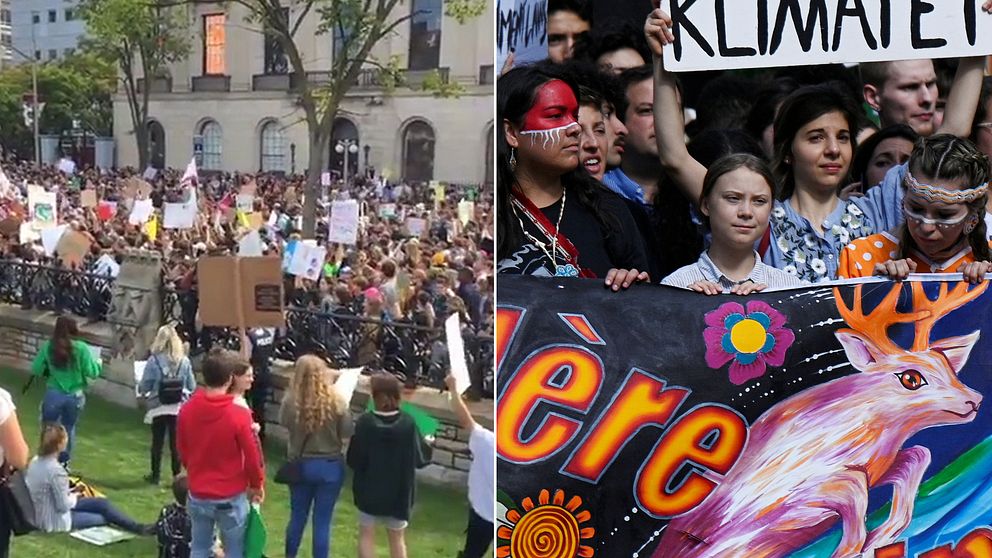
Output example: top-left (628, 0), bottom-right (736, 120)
top-left (188, 493), bottom-right (248, 558)
top-left (71, 497), bottom-right (143, 533)
top-left (285, 458), bottom-right (345, 558)
top-left (41, 389), bottom-right (85, 465)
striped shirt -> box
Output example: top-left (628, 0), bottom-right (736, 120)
top-left (662, 251), bottom-right (807, 292)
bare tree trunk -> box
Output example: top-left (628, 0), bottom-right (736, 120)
top-left (302, 129), bottom-right (329, 237)
top-left (135, 125), bottom-right (149, 170)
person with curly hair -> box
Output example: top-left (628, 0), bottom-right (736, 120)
top-left (278, 355), bottom-right (353, 558)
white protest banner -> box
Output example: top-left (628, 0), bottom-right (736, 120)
top-left (288, 243), bottom-right (326, 281)
top-left (238, 230), bottom-right (264, 257)
top-left (142, 167), bottom-right (158, 181)
top-left (445, 313), bottom-right (472, 395)
top-left (660, 0), bottom-right (992, 72)
top-left (28, 189), bottom-right (57, 229)
top-left (334, 367), bottom-right (363, 405)
top-left (458, 200), bottom-right (474, 226)
top-left (405, 217), bottom-right (427, 237)
top-left (40, 225), bottom-right (68, 256)
top-left (236, 194), bottom-right (254, 213)
top-left (497, 0), bottom-right (548, 71)
top-left (163, 201), bottom-right (196, 229)
top-left (128, 198), bottom-right (154, 225)
top-left (328, 199), bottom-right (360, 245)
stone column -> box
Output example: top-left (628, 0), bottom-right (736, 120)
top-left (106, 249), bottom-right (163, 360)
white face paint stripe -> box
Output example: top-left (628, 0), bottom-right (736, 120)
top-left (520, 122), bottom-right (580, 149)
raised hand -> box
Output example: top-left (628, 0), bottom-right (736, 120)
top-left (644, 3), bottom-right (675, 58)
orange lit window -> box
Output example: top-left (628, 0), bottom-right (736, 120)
top-left (203, 14), bottom-right (226, 75)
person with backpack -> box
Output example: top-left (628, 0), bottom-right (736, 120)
top-left (139, 325), bottom-right (197, 485)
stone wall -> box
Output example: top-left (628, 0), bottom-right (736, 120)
top-left (0, 306), bottom-right (493, 487)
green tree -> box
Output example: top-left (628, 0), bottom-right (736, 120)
top-left (77, 0), bottom-right (190, 169)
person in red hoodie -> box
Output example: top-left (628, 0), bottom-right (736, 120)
top-left (177, 349), bottom-right (265, 558)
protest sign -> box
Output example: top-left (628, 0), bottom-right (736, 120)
top-left (128, 198), bottom-right (154, 225)
top-left (497, 276), bottom-right (992, 558)
top-left (58, 158), bottom-right (76, 175)
top-left (288, 243), bottom-right (326, 281)
top-left (378, 203), bottom-right (397, 218)
top-left (457, 200), bottom-right (474, 226)
top-left (122, 177), bottom-right (139, 200)
top-left (404, 217), bottom-right (427, 237)
top-left (136, 179), bottom-right (153, 200)
top-left (334, 367), bottom-right (363, 405)
top-left (328, 200), bottom-right (360, 245)
top-left (240, 180), bottom-right (257, 196)
top-left (321, 172), bottom-right (332, 187)
top-left (142, 167), bottom-right (158, 181)
top-left (445, 313), bottom-right (471, 395)
top-left (236, 194), bottom-right (254, 213)
top-left (497, 0), bottom-right (549, 71)
top-left (282, 239), bottom-right (298, 272)
top-left (17, 222), bottom-right (40, 243)
top-left (238, 230), bottom-right (264, 257)
top-left (163, 201), bottom-right (196, 229)
top-left (133, 361), bottom-right (147, 396)
top-left (56, 230), bottom-right (92, 268)
top-left (40, 225), bottom-right (67, 256)
top-left (28, 189), bottom-right (57, 229)
top-left (247, 212), bottom-right (263, 231)
top-left (660, 0), bottom-right (992, 72)
top-left (431, 181), bottom-right (445, 202)
top-left (198, 256), bottom-right (284, 328)
top-left (80, 189), bottom-right (97, 208)
top-left (181, 158), bottom-right (198, 187)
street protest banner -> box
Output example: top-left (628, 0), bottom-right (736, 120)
top-left (198, 256), bottom-right (284, 328)
top-left (496, 275), bottom-right (992, 558)
top-left (660, 0), bottom-right (992, 72)
top-left (328, 199), bottom-right (360, 245)
top-left (28, 188), bottom-right (57, 229)
top-left (497, 0), bottom-right (549, 70)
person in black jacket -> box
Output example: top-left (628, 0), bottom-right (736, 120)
top-left (346, 374), bottom-right (432, 558)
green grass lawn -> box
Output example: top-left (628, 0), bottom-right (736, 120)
top-left (2, 370), bottom-right (468, 557)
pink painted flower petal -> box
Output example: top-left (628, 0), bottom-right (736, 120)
top-left (763, 328), bottom-right (796, 367)
top-left (704, 327), bottom-right (735, 369)
top-left (729, 358), bottom-right (767, 385)
top-left (704, 302), bottom-right (746, 329)
top-left (746, 300), bottom-right (787, 330)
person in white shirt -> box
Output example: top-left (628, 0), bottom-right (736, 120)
top-left (0, 387), bottom-right (29, 558)
top-left (444, 375), bottom-right (493, 558)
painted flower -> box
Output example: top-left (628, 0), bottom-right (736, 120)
top-left (850, 216), bottom-right (863, 229)
top-left (496, 489), bottom-right (595, 558)
top-left (793, 250), bottom-right (807, 264)
top-left (803, 234), bottom-right (816, 248)
top-left (841, 213), bottom-right (852, 225)
top-left (810, 258), bottom-right (827, 276)
top-left (776, 235), bottom-right (791, 252)
top-left (838, 229), bottom-right (850, 244)
top-left (848, 204), bottom-right (863, 216)
top-left (703, 301), bottom-right (796, 385)
top-left (831, 224), bottom-right (845, 237)
top-left (783, 264), bottom-right (798, 276)
top-left (773, 205), bottom-right (786, 220)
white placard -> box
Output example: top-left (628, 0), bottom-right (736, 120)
top-left (497, 0), bottom-right (548, 71)
top-left (236, 194), bottom-right (254, 213)
top-left (18, 222), bottom-right (40, 244)
top-left (405, 217), bottom-right (427, 237)
top-left (181, 157), bottom-right (198, 187)
top-left (40, 225), bottom-right (68, 256)
top-left (238, 230), bottom-right (264, 257)
top-left (142, 167), bottom-right (158, 181)
top-left (28, 188), bottom-right (57, 229)
top-left (321, 172), bottom-right (332, 187)
top-left (288, 243), bottom-right (326, 281)
top-left (445, 313), bottom-right (471, 395)
top-left (58, 158), bottom-right (76, 175)
top-left (134, 360), bottom-right (147, 396)
top-left (128, 198), bottom-right (154, 225)
top-left (93, 253), bottom-right (120, 277)
top-left (334, 367), bottom-right (363, 405)
top-left (328, 199), bottom-right (360, 245)
top-left (378, 203), bottom-right (396, 218)
top-left (163, 201), bottom-right (196, 229)
top-left (458, 200), bottom-right (474, 226)
top-left (660, 0), bottom-right (992, 72)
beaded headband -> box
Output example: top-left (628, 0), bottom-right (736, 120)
top-left (904, 171), bottom-right (989, 204)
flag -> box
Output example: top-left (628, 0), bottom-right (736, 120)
top-left (143, 215), bottom-right (158, 242)
top-left (180, 157), bottom-right (198, 188)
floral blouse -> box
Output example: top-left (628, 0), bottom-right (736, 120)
top-left (763, 164), bottom-right (908, 282)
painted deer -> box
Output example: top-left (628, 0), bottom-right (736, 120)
top-left (652, 281), bottom-right (987, 558)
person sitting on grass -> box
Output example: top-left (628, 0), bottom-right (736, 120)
top-left (24, 423), bottom-right (154, 535)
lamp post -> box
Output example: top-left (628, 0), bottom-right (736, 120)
top-left (8, 42), bottom-right (40, 167)
top-left (334, 139), bottom-right (359, 193)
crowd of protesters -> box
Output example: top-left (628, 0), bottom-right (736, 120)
top-left (497, 0), bottom-right (992, 293)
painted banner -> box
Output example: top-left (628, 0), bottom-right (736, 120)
top-left (496, 275), bottom-right (992, 558)
top-left (660, 0), bottom-right (992, 72)
top-left (497, 0), bottom-right (549, 71)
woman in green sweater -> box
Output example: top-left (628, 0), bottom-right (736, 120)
top-left (31, 316), bottom-right (102, 467)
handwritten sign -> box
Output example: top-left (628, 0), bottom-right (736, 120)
top-left (163, 201), bottom-right (196, 229)
top-left (28, 189), bottom-right (57, 229)
top-left (328, 199), bottom-right (360, 245)
top-left (497, 0), bottom-right (549, 70)
top-left (288, 243), bottom-right (327, 281)
top-left (128, 198), bottom-right (154, 225)
top-left (660, 0), bottom-right (992, 72)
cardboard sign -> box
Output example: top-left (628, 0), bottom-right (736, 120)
top-left (497, 276), bottom-right (992, 557)
top-left (197, 256), bottom-right (285, 328)
top-left (136, 179), bottom-right (153, 200)
top-left (163, 201), bottom-right (196, 229)
top-left (236, 194), bottom-right (254, 213)
top-left (56, 230), bottom-right (91, 268)
top-left (128, 198), bottom-right (154, 225)
top-left (660, 0), bottom-right (992, 72)
top-left (80, 190), bottom-right (98, 208)
top-left (28, 189), bottom-right (57, 229)
top-left (328, 199), bottom-right (360, 245)
top-left (287, 243), bottom-right (327, 281)
top-left (497, 0), bottom-right (548, 71)
top-left (121, 177), bottom-right (139, 200)
top-left (247, 212), bottom-right (263, 231)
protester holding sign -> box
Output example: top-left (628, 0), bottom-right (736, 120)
top-left (496, 62), bottom-right (649, 285)
top-left (30, 317), bottom-right (102, 468)
top-left (839, 134), bottom-right (992, 281)
top-left (278, 355), bottom-right (353, 558)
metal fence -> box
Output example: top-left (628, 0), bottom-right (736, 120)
top-left (0, 262), bottom-right (493, 395)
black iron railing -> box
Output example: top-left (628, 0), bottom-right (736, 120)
top-left (1, 262), bottom-right (493, 394)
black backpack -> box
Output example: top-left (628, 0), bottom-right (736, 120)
top-left (156, 356), bottom-right (184, 405)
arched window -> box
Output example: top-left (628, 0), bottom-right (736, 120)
top-left (330, 118), bottom-right (360, 178)
top-left (200, 120), bottom-right (222, 170)
top-left (260, 121), bottom-right (286, 172)
top-left (147, 120), bottom-right (166, 169)
top-left (402, 120), bottom-right (435, 182)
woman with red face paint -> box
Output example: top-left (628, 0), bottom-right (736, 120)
top-left (496, 63), bottom-right (650, 289)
